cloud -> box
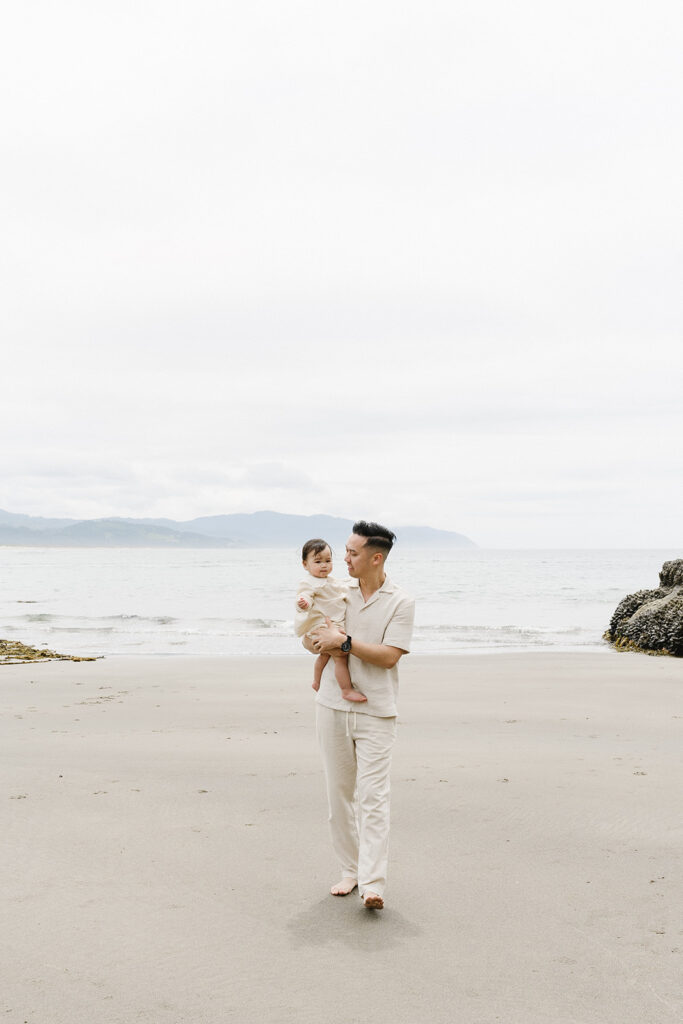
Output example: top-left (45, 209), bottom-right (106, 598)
top-left (240, 463), bottom-right (317, 491)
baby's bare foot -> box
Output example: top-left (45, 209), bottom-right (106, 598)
top-left (330, 878), bottom-right (357, 896)
top-left (311, 680), bottom-right (320, 691)
top-left (342, 690), bottom-right (367, 702)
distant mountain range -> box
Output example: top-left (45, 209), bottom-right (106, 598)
top-left (0, 509), bottom-right (475, 549)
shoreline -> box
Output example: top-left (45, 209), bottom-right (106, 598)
top-left (1, 640), bottom-right (622, 663)
top-left (3, 652), bottom-right (682, 1023)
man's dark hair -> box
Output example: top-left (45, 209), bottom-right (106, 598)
top-left (352, 520), bottom-right (396, 558)
top-left (302, 538), bottom-right (331, 561)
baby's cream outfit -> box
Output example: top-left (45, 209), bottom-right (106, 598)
top-left (294, 576), bottom-right (348, 637)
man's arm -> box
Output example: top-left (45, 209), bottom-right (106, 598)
top-left (312, 619), bottom-right (406, 669)
top-left (347, 637), bottom-right (405, 669)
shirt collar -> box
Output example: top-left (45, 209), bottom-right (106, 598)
top-left (347, 576), bottom-right (395, 595)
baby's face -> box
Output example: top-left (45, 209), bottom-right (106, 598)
top-left (304, 546), bottom-right (333, 579)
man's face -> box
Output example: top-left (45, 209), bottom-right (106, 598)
top-left (344, 534), bottom-right (377, 578)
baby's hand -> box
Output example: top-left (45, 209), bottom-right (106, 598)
top-left (298, 596), bottom-right (310, 610)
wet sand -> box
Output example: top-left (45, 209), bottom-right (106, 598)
top-left (2, 652), bottom-right (682, 1023)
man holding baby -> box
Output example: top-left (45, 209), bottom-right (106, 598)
top-left (309, 519), bottom-right (415, 910)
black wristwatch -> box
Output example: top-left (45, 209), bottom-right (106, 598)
top-left (340, 634), bottom-right (352, 653)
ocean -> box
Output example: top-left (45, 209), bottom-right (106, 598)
top-left (0, 546), bottom-right (677, 658)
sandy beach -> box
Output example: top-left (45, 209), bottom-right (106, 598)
top-left (2, 651), bottom-right (681, 1023)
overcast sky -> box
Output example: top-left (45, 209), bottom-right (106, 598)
top-left (2, 1), bottom-right (682, 547)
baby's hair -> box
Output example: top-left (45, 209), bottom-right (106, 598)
top-left (302, 537), bottom-right (331, 561)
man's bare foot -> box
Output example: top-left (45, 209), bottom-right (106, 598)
top-left (330, 878), bottom-right (357, 896)
top-left (342, 690), bottom-right (367, 702)
top-left (311, 680), bottom-right (320, 691)
top-left (363, 891), bottom-right (384, 909)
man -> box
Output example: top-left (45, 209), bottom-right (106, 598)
top-left (310, 520), bottom-right (415, 910)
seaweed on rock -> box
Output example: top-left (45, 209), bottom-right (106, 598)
top-left (0, 639), bottom-right (99, 665)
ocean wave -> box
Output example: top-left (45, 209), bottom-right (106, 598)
top-left (100, 614), bottom-right (178, 625)
top-left (12, 613), bottom-right (180, 626)
top-left (48, 626), bottom-right (117, 634)
top-left (412, 622), bottom-right (602, 652)
top-left (176, 621), bottom-right (290, 637)
top-left (227, 617), bottom-right (284, 629)
top-left (416, 623), bottom-right (586, 636)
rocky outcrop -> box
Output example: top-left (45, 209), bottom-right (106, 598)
top-left (605, 559), bottom-right (683, 656)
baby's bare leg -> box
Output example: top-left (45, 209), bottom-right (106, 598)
top-left (333, 653), bottom-right (366, 703)
top-left (312, 652), bottom-right (329, 691)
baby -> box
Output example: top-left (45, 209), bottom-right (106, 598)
top-left (294, 538), bottom-right (366, 703)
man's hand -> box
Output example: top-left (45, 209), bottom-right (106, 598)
top-left (297, 596), bottom-right (310, 610)
top-left (312, 617), bottom-right (346, 655)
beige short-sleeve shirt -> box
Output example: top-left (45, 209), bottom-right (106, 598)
top-left (315, 575), bottom-right (415, 718)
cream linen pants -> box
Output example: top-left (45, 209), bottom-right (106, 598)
top-left (316, 705), bottom-right (397, 899)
